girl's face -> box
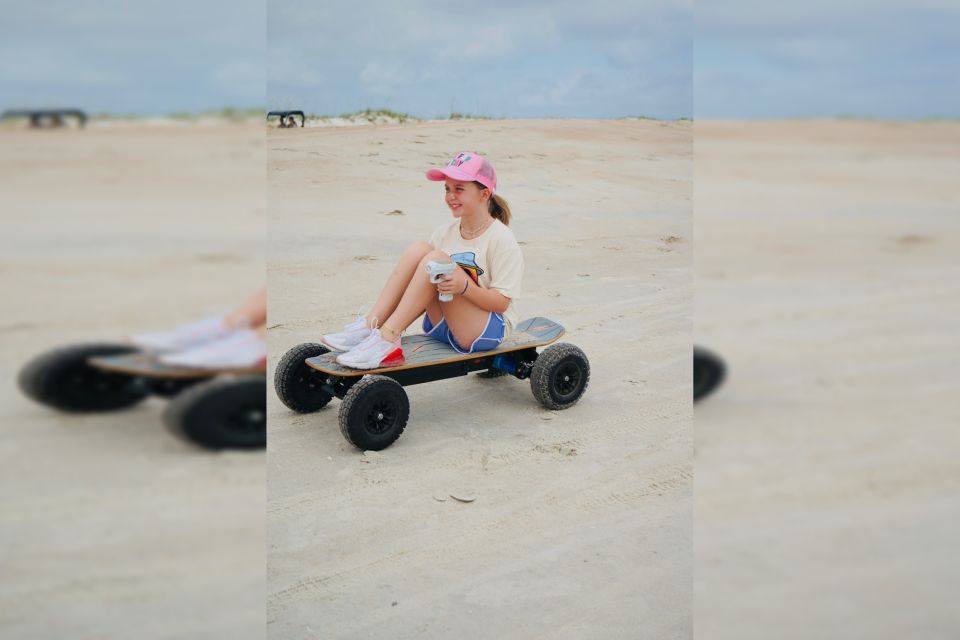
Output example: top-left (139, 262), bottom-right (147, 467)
top-left (444, 178), bottom-right (489, 218)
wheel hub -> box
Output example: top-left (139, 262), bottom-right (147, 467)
top-left (227, 404), bottom-right (266, 434)
top-left (366, 398), bottom-right (396, 435)
top-left (554, 362), bottom-right (582, 398)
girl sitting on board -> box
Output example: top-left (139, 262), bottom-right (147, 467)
top-left (322, 151), bottom-right (524, 370)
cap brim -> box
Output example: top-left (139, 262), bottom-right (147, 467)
top-left (425, 167), bottom-right (475, 182)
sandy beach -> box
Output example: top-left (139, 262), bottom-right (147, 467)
top-left (266, 119), bottom-right (693, 638)
top-left (1, 125), bottom-right (266, 639)
top-left (694, 120), bottom-right (960, 638)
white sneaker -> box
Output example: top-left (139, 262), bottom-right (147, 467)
top-left (335, 329), bottom-right (404, 369)
top-left (129, 316), bottom-right (233, 353)
top-left (159, 329), bottom-right (267, 370)
top-left (321, 315), bottom-right (374, 352)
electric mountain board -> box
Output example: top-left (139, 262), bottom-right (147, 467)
top-left (19, 344), bottom-right (265, 449)
top-left (275, 317), bottom-right (590, 451)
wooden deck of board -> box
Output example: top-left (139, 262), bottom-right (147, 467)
top-left (306, 317), bottom-right (564, 376)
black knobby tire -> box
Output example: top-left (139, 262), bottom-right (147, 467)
top-left (274, 343), bottom-right (334, 413)
top-left (693, 347), bottom-right (726, 402)
top-left (164, 375), bottom-right (266, 449)
top-left (530, 343), bottom-right (590, 410)
top-left (18, 343), bottom-right (149, 412)
top-left (338, 375), bottom-right (409, 451)
top-left (143, 377), bottom-right (205, 398)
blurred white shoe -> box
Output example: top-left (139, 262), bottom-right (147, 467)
top-left (159, 329), bottom-right (266, 370)
top-left (129, 316), bottom-right (234, 352)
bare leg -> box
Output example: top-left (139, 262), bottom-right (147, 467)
top-left (366, 241), bottom-right (433, 328)
top-left (381, 250), bottom-right (490, 346)
top-left (226, 286), bottom-right (267, 329)
top-left (424, 298), bottom-right (442, 327)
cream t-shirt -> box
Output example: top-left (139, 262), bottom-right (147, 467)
top-left (428, 218), bottom-right (524, 333)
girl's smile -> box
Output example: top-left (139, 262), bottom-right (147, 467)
top-left (444, 178), bottom-right (488, 217)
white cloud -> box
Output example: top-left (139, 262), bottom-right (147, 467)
top-left (268, 47), bottom-right (325, 88)
top-left (461, 26), bottom-right (517, 59)
top-left (214, 61), bottom-right (265, 87)
top-left (360, 61), bottom-right (412, 96)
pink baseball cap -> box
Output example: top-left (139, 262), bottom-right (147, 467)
top-left (425, 151), bottom-right (497, 194)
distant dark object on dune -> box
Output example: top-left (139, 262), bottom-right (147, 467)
top-left (2, 109), bottom-right (88, 128)
top-left (268, 110), bottom-right (305, 128)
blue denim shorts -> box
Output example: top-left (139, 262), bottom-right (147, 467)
top-left (422, 312), bottom-right (506, 354)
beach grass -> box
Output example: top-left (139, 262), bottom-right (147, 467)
top-left (448, 112), bottom-right (493, 120)
top-left (331, 108), bottom-right (413, 122)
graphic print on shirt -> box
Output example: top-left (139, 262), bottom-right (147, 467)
top-left (450, 252), bottom-right (484, 285)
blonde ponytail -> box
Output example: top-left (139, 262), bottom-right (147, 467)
top-left (488, 193), bottom-right (511, 226)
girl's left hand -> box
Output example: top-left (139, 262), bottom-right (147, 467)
top-left (437, 267), bottom-right (468, 297)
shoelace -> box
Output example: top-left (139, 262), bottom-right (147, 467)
top-left (354, 305), bottom-right (379, 331)
top-left (350, 329), bottom-right (383, 352)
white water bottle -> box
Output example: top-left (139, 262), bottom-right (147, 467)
top-left (425, 260), bottom-right (456, 302)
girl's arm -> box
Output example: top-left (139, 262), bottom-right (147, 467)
top-left (437, 268), bottom-right (511, 314)
top-left (461, 278), bottom-right (510, 314)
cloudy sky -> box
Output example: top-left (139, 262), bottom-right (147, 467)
top-left (0, 0), bottom-right (265, 116)
top-left (696, 1), bottom-right (960, 118)
top-left (267, 0), bottom-right (692, 119)
top-left (2, 1), bottom-right (954, 119)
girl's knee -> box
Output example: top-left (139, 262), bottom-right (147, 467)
top-left (417, 250), bottom-right (453, 285)
top-left (405, 241), bottom-right (434, 256)
top-left (418, 249), bottom-right (450, 265)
